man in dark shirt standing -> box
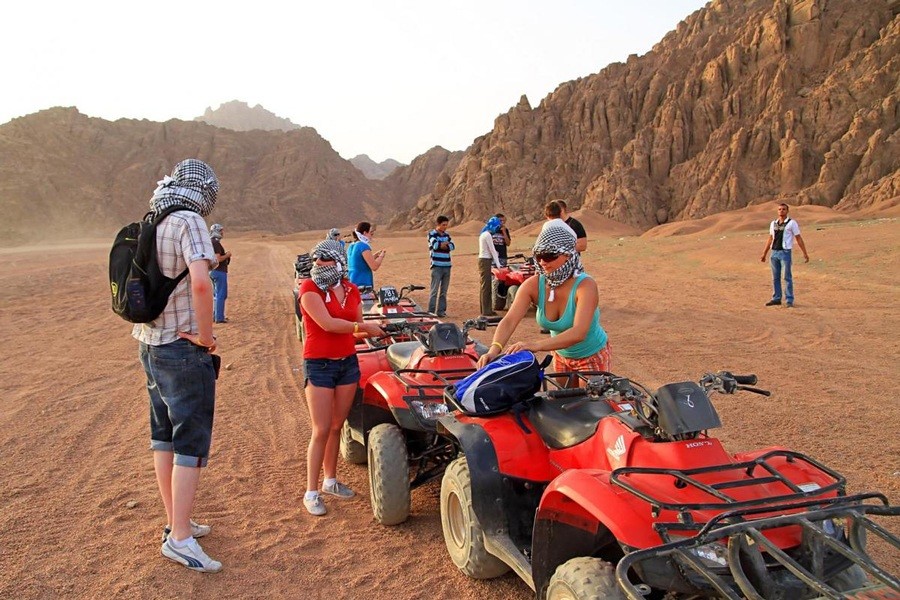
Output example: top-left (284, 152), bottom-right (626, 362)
top-left (209, 224), bottom-right (232, 324)
top-left (557, 200), bottom-right (587, 253)
top-left (492, 213), bottom-right (511, 311)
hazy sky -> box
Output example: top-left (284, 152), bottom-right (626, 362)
top-left (3, 1), bottom-right (708, 164)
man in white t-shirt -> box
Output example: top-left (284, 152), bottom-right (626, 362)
top-left (760, 203), bottom-right (809, 308)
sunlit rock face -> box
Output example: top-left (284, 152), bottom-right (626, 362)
top-left (400, 0), bottom-right (900, 231)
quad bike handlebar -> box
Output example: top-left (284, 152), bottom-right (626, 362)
top-left (373, 315), bottom-right (499, 351)
top-left (399, 283), bottom-right (426, 296)
top-left (534, 370), bottom-right (771, 442)
top-left (701, 371), bottom-right (771, 397)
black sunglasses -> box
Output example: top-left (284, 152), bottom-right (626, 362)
top-left (534, 251), bottom-right (562, 262)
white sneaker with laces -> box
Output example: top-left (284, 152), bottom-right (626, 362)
top-left (161, 537), bottom-right (223, 573)
top-left (322, 481), bottom-right (355, 499)
top-left (304, 494), bottom-right (327, 516)
top-left (162, 519), bottom-right (212, 542)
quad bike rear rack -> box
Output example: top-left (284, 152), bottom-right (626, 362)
top-left (615, 494), bottom-right (900, 600)
top-left (611, 450), bottom-right (846, 519)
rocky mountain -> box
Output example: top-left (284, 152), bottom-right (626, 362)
top-left (399, 0), bottom-right (900, 230)
top-left (0, 108), bottom-right (390, 242)
top-left (381, 147), bottom-right (465, 215)
top-left (350, 155), bottom-right (404, 180)
top-left (195, 100), bottom-right (301, 132)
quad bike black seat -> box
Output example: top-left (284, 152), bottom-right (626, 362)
top-left (528, 396), bottom-right (617, 450)
top-left (386, 341), bottom-right (423, 371)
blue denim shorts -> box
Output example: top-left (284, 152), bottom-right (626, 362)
top-left (304, 355), bottom-right (361, 389)
top-left (139, 339), bottom-right (216, 467)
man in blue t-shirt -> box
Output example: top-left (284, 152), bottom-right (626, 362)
top-left (427, 215), bottom-right (454, 317)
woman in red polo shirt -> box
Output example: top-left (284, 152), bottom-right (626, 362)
top-left (299, 239), bottom-right (383, 516)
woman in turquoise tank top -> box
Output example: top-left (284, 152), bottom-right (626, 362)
top-left (477, 222), bottom-right (610, 376)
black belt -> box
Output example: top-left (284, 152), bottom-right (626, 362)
top-left (772, 248), bottom-right (792, 251)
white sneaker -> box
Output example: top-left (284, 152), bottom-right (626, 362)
top-left (304, 494), bottom-right (327, 516)
top-left (161, 537), bottom-right (223, 573)
top-left (162, 519), bottom-right (211, 542)
top-left (322, 481), bottom-right (355, 499)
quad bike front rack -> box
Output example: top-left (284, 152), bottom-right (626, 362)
top-left (615, 494), bottom-right (900, 600)
top-left (611, 450), bottom-right (847, 519)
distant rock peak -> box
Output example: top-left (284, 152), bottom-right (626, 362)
top-left (195, 100), bottom-right (301, 132)
top-left (350, 154), bottom-right (405, 180)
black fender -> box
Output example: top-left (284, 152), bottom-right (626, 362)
top-left (531, 469), bottom-right (655, 596)
top-left (437, 415), bottom-right (508, 537)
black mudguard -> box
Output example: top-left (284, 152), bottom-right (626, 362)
top-left (439, 415), bottom-right (508, 536)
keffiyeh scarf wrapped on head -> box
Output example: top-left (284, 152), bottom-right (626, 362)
top-left (210, 223), bottom-right (224, 240)
top-left (533, 223), bottom-right (578, 302)
top-left (309, 239), bottom-right (348, 301)
top-left (150, 159), bottom-right (219, 218)
top-left (481, 216), bottom-right (502, 234)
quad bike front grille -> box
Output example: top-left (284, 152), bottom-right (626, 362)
top-left (615, 496), bottom-right (900, 600)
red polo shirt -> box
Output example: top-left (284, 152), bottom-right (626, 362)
top-left (299, 279), bottom-right (361, 359)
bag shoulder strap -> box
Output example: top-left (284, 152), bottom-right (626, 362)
top-left (146, 204), bottom-right (193, 225)
top-left (141, 205), bottom-right (193, 282)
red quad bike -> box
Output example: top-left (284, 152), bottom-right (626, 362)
top-left (492, 253), bottom-right (536, 311)
top-left (360, 283), bottom-right (431, 317)
top-left (339, 314), bottom-right (445, 464)
top-left (337, 284), bottom-right (442, 461)
top-left (437, 370), bottom-right (899, 599)
top-left (348, 317), bottom-right (500, 525)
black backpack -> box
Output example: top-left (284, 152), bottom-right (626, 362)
top-left (447, 351), bottom-right (551, 415)
top-left (109, 205), bottom-right (191, 323)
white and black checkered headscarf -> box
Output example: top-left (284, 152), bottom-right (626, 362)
top-left (533, 223), bottom-right (579, 300)
top-left (309, 239), bottom-right (347, 298)
top-left (210, 223), bottom-right (224, 240)
top-left (150, 159), bottom-right (219, 217)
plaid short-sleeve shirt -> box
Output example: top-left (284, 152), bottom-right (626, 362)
top-left (132, 211), bottom-right (217, 346)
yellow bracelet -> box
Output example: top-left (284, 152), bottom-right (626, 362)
top-left (489, 341), bottom-right (503, 353)
top-left (354, 322), bottom-right (360, 334)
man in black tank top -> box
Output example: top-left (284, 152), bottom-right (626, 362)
top-left (760, 203), bottom-right (809, 307)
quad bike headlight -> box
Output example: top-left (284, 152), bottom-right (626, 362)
top-left (409, 400), bottom-right (450, 422)
top-left (689, 542), bottom-right (729, 567)
top-left (669, 535), bottom-right (729, 568)
top-left (821, 518), bottom-right (846, 540)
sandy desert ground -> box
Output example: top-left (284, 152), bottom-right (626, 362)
top-left (0, 203), bottom-right (897, 599)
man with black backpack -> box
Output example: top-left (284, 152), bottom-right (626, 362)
top-left (131, 159), bottom-right (223, 573)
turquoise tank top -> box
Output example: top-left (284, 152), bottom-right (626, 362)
top-left (536, 273), bottom-right (607, 358)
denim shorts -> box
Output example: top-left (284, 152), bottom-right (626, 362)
top-left (139, 339), bottom-right (216, 467)
top-left (304, 355), bottom-right (361, 389)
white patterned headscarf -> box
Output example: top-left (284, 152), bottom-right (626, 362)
top-left (533, 223), bottom-right (578, 301)
top-left (310, 239), bottom-right (348, 300)
top-left (150, 159), bottom-right (219, 217)
top-left (210, 224), bottom-right (224, 240)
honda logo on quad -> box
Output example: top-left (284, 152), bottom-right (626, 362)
top-left (607, 435), bottom-right (626, 460)
top-left (685, 441), bottom-right (713, 448)
top-left (678, 386), bottom-right (695, 408)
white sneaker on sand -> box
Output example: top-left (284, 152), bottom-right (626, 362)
top-left (304, 494), bottom-right (327, 516)
top-left (322, 481), bottom-right (355, 499)
top-left (161, 537), bottom-right (223, 573)
top-left (162, 519), bottom-right (211, 542)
